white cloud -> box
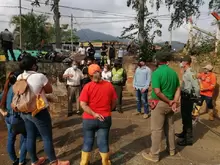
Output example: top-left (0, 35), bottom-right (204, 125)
top-left (0, 0), bottom-right (216, 43)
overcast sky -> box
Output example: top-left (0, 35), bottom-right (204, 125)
top-left (0, 0), bottom-right (216, 43)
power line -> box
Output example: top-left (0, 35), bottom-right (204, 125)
top-left (73, 16), bottom-right (90, 41)
top-left (77, 19), bottom-right (135, 25)
top-left (0, 20), bottom-right (10, 23)
top-left (23, 0), bottom-right (136, 18)
top-left (0, 5), bottom-right (19, 8)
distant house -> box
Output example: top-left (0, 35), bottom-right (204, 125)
top-left (50, 42), bottom-right (79, 51)
top-left (154, 45), bottom-right (162, 50)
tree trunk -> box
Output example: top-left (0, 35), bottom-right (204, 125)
top-left (53, 0), bottom-right (61, 49)
top-left (138, 0), bottom-right (145, 44)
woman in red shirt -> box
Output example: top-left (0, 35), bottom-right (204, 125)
top-left (79, 64), bottom-right (117, 165)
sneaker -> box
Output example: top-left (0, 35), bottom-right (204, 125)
top-left (31, 157), bottom-right (46, 165)
top-left (132, 112), bottom-right (141, 115)
top-left (169, 150), bottom-right (175, 156)
top-left (142, 152), bottom-right (159, 163)
top-left (143, 114), bottom-right (149, 119)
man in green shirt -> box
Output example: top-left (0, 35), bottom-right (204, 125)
top-left (142, 52), bottom-right (181, 162)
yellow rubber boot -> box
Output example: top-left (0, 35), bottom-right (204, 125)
top-left (100, 152), bottom-right (111, 165)
top-left (208, 109), bottom-right (214, 121)
top-left (80, 151), bottom-right (91, 165)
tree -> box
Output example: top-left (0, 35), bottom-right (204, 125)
top-left (122, 0), bottom-right (220, 61)
top-left (61, 29), bottom-right (79, 42)
top-left (32, 0), bottom-right (61, 48)
top-left (122, 0), bottom-right (162, 61)
top-left (11, 13), bottom-right (52, 49)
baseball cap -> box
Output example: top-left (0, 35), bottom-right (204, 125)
top-left (154, 51), bottom-right (171, 62)
top-left (182, 56), bottom-right (192, 63)
top-left (138, 57), bottom-right (146, 62)
top-left (203, 64), bottom-right (213, 71)
top-left (88, 64), bottom-right (101, 76)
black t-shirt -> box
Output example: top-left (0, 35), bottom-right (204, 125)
top-left (101, 46), bottom-right (107, 56)
top-left (109, 46), bottom-right (115, 58)
top-left (88, 47), bottom-right (95, 56)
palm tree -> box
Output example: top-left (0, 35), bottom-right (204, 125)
top-left (10, 12), bottom-right (52, 49)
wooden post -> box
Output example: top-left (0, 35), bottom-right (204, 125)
top-left (211, 12), bottom-right (220, 55)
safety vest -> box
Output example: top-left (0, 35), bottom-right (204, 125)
top-left (112, 68), bottom-right (124, 82)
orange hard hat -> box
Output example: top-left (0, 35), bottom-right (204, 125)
top-left (88, 64), bottom-right (101, 76)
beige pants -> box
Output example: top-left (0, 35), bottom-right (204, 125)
top-left (67, 86), bottom-right (80, 113)
top-left (150, 101), bottom-right (175, 158)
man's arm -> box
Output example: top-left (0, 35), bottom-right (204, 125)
top-left (111, 99), bottom-right (116, 111)
top-left (122, 69), bottom-right (127, 85)
top-left (154, 88), bottom-right (173, 105)
top-left (133, 69), bottom-right (137, 88)
top-left (152, 71), bottom-right (173, 105)
top-left (205, 74), bottom-right (217, 91)
top-left (173, 87), bottom-right (181, 102)
top-left (190, 72), bottom-right (200, 97)
top-left (143, 68), bottom-right (152, 89)
top-left (80, 101), bottom-right (95, 116)
top-left (63, 68), bottom-right (71, 78)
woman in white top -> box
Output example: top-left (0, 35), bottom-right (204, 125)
top-left (18, 56), bottom-right (70, 165)
top-left (102, 64), bottom-right (112, 82)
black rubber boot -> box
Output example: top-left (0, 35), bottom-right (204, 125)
top-left (12, 159), bottom-right (19, 165)
top-left (177, 129), bottom-right (193, 146)
top-left (175, 131), bottom-right (185, 138)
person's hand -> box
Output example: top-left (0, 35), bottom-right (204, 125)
top-left (1, 111), bottom-right (8, 117)
top-left (93, 113), bottom-right (105, 121)
top-left (141, 88), bottom-right (147, 93)
top-left (168, 100), bottom-right (175, 107)
top-left (68, 74), bottom-right (74, 78)
top-left (171, 102), bottom-right (178, 112)
top-left (200, 88), bottom-right (208, 92)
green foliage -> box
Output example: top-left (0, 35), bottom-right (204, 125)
top-left (11, 12), bottom-right (51, 49)
top-left (61, 29), bottom-right (79, 43)
top-left (190, 36), bottom-right (215, 56)
top-left (138, 40), bottom-right (155, 62)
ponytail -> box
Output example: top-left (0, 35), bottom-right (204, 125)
top-left (92, 72), bottom-right (101, 83)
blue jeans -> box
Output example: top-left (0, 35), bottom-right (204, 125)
top-left (82, 117), bottom-right (112, 153)
top-left (21, 109), bottom-right (57, 164)
top-left (6, 123), bottom-right (27, 163)
top-left (200, 95), bottom-right (214, 109)
top-left (136, 89), bottom-right (149, 114)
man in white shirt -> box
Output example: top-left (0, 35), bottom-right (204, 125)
top-left (77, 43), bottom-right (86, 55)
top-left (118, 47), bottom-right (124, 60)
top-left (63, 61), bottom-right (84, 117)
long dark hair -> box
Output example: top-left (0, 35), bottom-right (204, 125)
top-left (0, 71), bottom-right (22, 109)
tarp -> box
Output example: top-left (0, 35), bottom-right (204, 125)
top-left (0, 50), bottom-right (39, 61)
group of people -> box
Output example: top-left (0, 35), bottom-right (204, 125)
top-left (136, 53), bottom-right (217, 163)
top-left (0, 50), bottom-right (218, 165)
top-left (0, 56), bottom-right (70, 165)
top-left (77, 42), bottom-right (124, 66)
top-left (63, 58), bottom-right (127, 116)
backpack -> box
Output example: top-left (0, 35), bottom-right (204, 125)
top-left (11, 74), bottom-right (37, 113)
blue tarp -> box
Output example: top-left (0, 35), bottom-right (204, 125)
top-left (7, 50), bottom-right (39, 60)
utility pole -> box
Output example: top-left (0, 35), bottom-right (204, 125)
top-left (211, 12), bottom-right (220, 55)
top-left (53, 0), bottom-right (61, 49)
top-left (169, 12), bottom-right (172, 46)
top-left (187, 17), bottom-right (193, 55)
top-left (138, 0), bottom-right (145, 44)
top-left (71, 14), bottom-right (73, 52)
top-left (19, 0), bottom-right (22, 49)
